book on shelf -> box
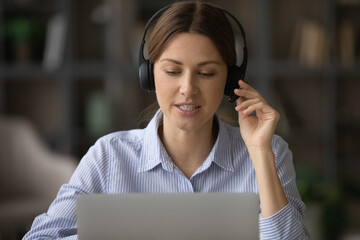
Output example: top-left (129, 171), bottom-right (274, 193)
top-left (42, 13), bottom-right (68, 71)
top-left (289, 19), bottom-right (328, 68)
top-left (338, 19), bottom-right (357, 67)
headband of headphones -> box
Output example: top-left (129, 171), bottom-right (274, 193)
top-left (138, 3), bottom-right (248, 103)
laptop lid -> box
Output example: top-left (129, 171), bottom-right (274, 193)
top-left (77, 193), bottom-right (259, 240)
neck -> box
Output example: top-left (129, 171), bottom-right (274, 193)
top-left (158, 116), bottom-right (218, 178)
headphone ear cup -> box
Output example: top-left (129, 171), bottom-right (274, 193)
top-left (225, 65), bottom-right (244, 97)
top-left (139, 60), bottom-right (155, 92)
top-left (148, 62), bottom-right (155, 91)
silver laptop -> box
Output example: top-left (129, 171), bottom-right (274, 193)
top-left (77, 193), bottom-right (259, 240)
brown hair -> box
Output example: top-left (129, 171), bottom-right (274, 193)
top-left (148, 1), bottom-right (236, 66)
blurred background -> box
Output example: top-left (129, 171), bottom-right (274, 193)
top-left (0, 0), bottom-right (359, 239)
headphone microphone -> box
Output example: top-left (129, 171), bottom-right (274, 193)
top-left (138, 4), bottom-right (248, 103)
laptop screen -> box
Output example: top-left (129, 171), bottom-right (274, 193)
top-left (77, 193), bottom-right (259, 240)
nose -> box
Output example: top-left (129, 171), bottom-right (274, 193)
top-left (179, 72), bottom-right (198, 97)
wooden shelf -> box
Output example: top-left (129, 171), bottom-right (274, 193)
top-left (0, 61), bottom-right (136, 79)
top-left (272, 60), bottom-right (329, 77)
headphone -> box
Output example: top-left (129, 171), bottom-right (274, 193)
top-left (138, 3), bottom-right (248, 103)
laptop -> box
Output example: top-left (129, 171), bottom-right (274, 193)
top-left (77, 193), bottom-right (259, 240)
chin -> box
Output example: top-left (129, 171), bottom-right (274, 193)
top-left (162, 105), bottom-right (216, 132)
top-left (173, 114), bottom-right (214, 132)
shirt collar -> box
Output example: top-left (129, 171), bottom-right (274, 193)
top-left (139, 109), bottom-right (174, 173)
top-left (212, 117), bottom-right (234, 172)
top-left (138, 109), bottom-right (234, 173)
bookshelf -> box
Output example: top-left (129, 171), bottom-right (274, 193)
top-left (0, 0), bottom-right (359, 238)
top-left (0, 0), bottom-right (141, 156)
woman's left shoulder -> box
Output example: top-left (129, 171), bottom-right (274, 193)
top-left (271, 135), bottom-right (290, 152)
top-left (271, 135), bottom-right (293, 167)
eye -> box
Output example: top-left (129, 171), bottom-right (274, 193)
top-left (198, 72), bottom-right (215, 77)
top-left (165, 71), bottom-right (180, 76)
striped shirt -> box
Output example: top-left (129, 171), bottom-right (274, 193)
top-left (23, 110), bottom-right (309, 239)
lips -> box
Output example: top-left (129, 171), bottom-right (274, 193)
top-left (175, 102), bottom-right (201, 113)
top-left (178, 105), bottom-right (200, 111)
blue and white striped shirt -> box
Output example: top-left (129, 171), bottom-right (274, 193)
top-left (23, 110), bottom-right (309, 239)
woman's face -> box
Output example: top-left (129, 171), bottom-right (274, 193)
top-left (154, 33), bottom-right (227, 133)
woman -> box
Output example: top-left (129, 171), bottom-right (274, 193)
top-left (24, 1), bottom-right (309, 239)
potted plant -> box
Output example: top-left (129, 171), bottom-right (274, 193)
top-left (2, 16), bottom-right (43, 63)
top-left (296, 165), bottom-right (344, 240)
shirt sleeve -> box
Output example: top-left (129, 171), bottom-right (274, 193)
top-left (22, 139), bottom-right (109, 240)
top-left (258, 136), bottom-right (310, 240)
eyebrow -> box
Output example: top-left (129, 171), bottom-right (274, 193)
top-left (159, 58), bottom-right (221, 66)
